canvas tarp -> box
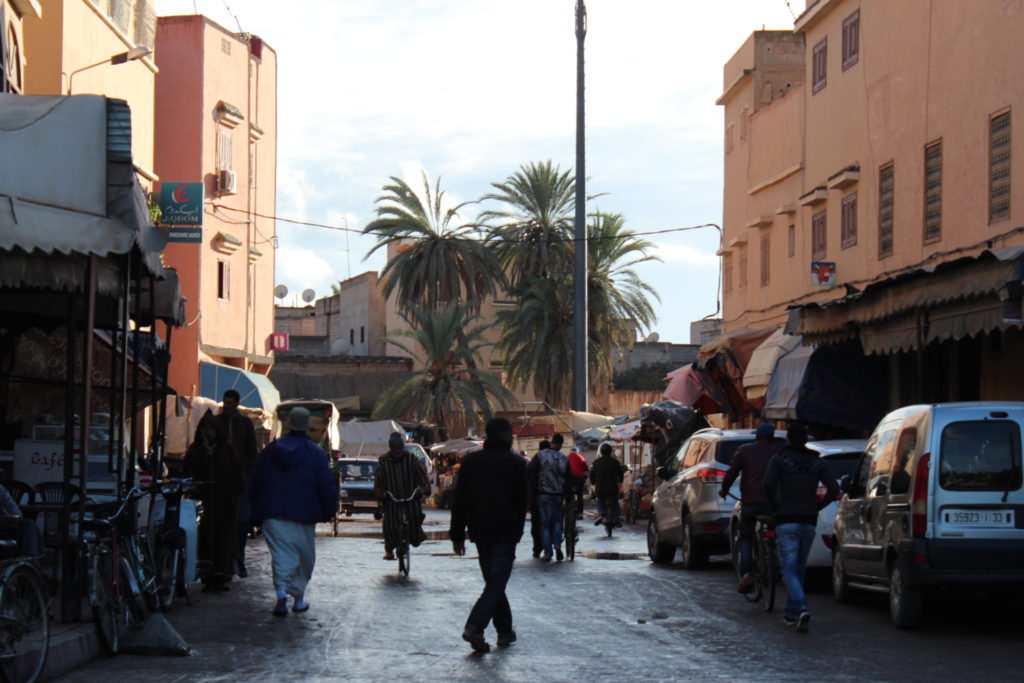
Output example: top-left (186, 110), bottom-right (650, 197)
top-left (340, 420), bottom-right (404, 457)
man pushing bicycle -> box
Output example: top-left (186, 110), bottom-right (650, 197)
top-left (374, 433), bottom-right (431, 561)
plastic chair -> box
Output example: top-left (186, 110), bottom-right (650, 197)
top-left (0, 479), bottom-right (34, 507)
top-left (33, 482), bottom-right (83, 548)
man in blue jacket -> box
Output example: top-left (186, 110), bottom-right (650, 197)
top-left (248, 407), bottom-right (338, 616)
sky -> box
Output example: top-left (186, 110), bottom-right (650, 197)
top-left (157, 0), bottom-right (796, 343)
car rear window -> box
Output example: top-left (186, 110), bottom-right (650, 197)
top-left (340, 462), bottom-right (377, 479)
top-left (939, 420), bottom-right (1022, 491)
top-left (822, 454), bottom-right (860, 481)
top-left (714, 438), bottom-right (786, 465)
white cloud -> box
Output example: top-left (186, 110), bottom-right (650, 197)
top-left (653, 243), bottom-right (719, 269)
top-left (274, 245), bottom-right (335, 296)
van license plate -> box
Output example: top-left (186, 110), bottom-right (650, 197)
top-left (354, 500), bottom-right (377, 508)
top-left (943, 510), bottom-right (1014, 526)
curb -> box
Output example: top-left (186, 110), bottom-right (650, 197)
top-left (40, 621), bottom-right (100, 682)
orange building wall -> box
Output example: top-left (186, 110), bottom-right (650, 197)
top-left (720, 1), bottom-right (1024, 334)
top-left (156, 15), bottom-right (277, 397)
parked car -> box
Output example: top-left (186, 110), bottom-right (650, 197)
top-left (337, 458), bottom-right (379, 516)
top-left (647, 428), bottom-right (785, 569)
top-left (728, 439), bottom-right (866, 577)
top-left (831, 402), bottom-right (1024, 628)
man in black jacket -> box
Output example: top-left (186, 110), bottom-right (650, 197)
top-left (720, 422), bottom-right (778, 594)
top-left (589, 443), bottom-right (626, 527)
top-left (450, 417), bottom-right (528, 653)
top-left (763, 421), bottom-right (839, 634)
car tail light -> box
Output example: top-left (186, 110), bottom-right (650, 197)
top-left (822, 535), bottom-right (833, 550)
top-left (764, 529), bottom-right (776, 540)
top-left (696, 467), bottom-right (724, 484)
top-left (702, 523), bottom-right (721, 532)
top-left (816, 485), bottom-right (828, 501)
top-left (911, 453), bottom-right (930, 538)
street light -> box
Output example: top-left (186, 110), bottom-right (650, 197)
top-left (66, 46), bottom-right (152, 95)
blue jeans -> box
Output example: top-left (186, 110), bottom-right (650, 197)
top-left (775, 522), bottom-right (816, 619)
top-left (466, 542), bottom-right (517, 635)
top-left (537, 494), bottom-right (564, 556)
top-left (596, 495), bottom-right (621, 525)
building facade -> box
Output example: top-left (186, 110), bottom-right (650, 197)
top-left (714, 0), bottom-right (1024, 424)
top-left (155, 15), bottom-right (278, 404)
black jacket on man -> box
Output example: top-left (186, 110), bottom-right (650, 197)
top-left (589, 453), bottom-right (625, 497)
top-left (721, 439), bottom-right (777, 504)
top-left (450, 441), bottom-right (528, 546)
top-left (762, 446), bottom-right (839, 526)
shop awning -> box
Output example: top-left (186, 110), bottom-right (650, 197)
top-left (662, 364), bottom-right (721, 414)
top-left (743, 328), bottom-right (802, 400)
top-left (764, 342), bottom-right (888, 431)
top-left (787, 247), bottom-right (1024, 354)
top-left (0, 95), bottom-right (166, 279)
top-left (199, 361), bottom-right (281, 410)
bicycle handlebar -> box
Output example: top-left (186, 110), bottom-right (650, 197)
top-left (383, 488), bottom-right (423, 504)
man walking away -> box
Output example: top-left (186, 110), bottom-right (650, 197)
top-left (248, 407), bottom-right (338, 616)
top-left (374, 432), bottom-right (430, 561)
top-left (720, 422), bottom-right (778, 594)
top-left (535, 433), bottom-right (569, 561)
top-left (526, 440), bottom-right (550, 558)
top-left (216, 389), bottom-right (258, 578)
top-left (763, 421), bottom-right (838, 633)
top-left (450, 417), bottom-right (527, 653)
top-left (589, 443), bottom-right (625, 527)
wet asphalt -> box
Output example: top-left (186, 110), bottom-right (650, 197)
top-left (59, 507), bottom-right (1023, 682)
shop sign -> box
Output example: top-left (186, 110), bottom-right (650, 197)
top-left (270, 333), bottom-right (290, 351)
top-left (159, 182), bottom-right (204, 226)
top-left (167, 227), bottom-right (204, 243)
top-left (811, 261), bottom-right (836, 287)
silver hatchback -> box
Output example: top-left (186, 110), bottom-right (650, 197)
top-left (647, 428), bottom-right (785, 569)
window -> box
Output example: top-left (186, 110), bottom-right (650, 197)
top-left (842, 10), bottom-right (860, 70)
top-left (723, 255), bottom-right (733, 294)
top-left (924, 141), bottom-right (942, 241)
top-left (760, 233), bottom-right (770, 286)
top-left (787, 224), bottom-right (795, 258)
top-left (812, 210), bottom-right (827, 260)
top-left (868, 427), bottom-right (899, 496)
top-left (890, 428), bottom-right (918, 495)
top-left (216, 260), bottom-right (229, 300)
top-left (218, 128), bottom-right (233, 170)
top-left (349, 329), bottom-right (354, 345)
top-left (878, 163), bottom-right (894, 258)
top-left (360, 326), bottom-right (365, 344)
top-left (738, 251), bottom-right (748, 289)
top-left (812, 37), bottom-right (827, 94)
top-left (990, 111), bottom-right (1011, 222)
top-left (3, 21), bottom-right (23, 94)
top-left (841, 192), bottom-right (858, 249)
top-left (939, 420), bottom-right (1021, 491)
top-left (681, 439), bottom-right (708, 469)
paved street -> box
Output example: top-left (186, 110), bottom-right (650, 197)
top-left (60, 508), bottom-right (1022, 682)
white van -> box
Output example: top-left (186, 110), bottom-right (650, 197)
top-left (832, 402), bottom-right (1024, 628)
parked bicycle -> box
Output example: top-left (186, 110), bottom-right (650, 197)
top-left (562, 495), bottom-right (578, 561)
top-left (0, 517), bottom-right (49, 683)
top-left (146, 478), bottom-right (204, 611)
top-left (82, 486), bottom-right (161, 654)
top-left (383, 488), bottom-right (422, 577)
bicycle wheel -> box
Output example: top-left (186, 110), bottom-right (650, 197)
top-left (116, 554), bottom-right (147, 636)
top-left (0, 564), bottom-right (50, 683)
top-left (397, 513), bottom-right (410, 577)
top-left (154, 541), bottom-right (179, 612)
top-left (90, 545), bottom-right (121, 655)
top-left (563, 504), bottom-right (576, 561)
top-left (758, 535), bottom-right (776, 613)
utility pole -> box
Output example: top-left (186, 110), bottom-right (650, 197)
top-left (573, 0), bottom-right (589, 412)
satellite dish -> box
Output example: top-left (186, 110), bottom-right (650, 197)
top-left (644, 332), bottom-right (660, 343)
top-left (274, 284), bottom-right (289, 300)
top-left (301, 288), bottom-right (316, 303)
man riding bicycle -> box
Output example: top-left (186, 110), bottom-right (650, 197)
top-left (374, 433), bottom-right (430, 561)
top-left (566, 445), bottom-right (589, 519)
top-left (590, 443), bottom-right (626, 528)
top-left (719, 422), bottom-right (777, 594)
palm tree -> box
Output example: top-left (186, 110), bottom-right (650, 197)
top-left (372, 302), bottom-right (515, 433)
top-left (363, 172), bottom-right (503, 313)
top-left (496, 211), bottom-right (660, 408)
top-left (586, 211), bottom-right (661, 388)
top-left (479, 160), bottom-right (576, 285)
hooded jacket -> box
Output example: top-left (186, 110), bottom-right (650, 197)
top-left (762, 445), bottom-right (839, 525)
top-left (248, 432), bottom-right (338, 524)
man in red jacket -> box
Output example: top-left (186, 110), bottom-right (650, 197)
top-left (566, 446), bottom-right (589, 518)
